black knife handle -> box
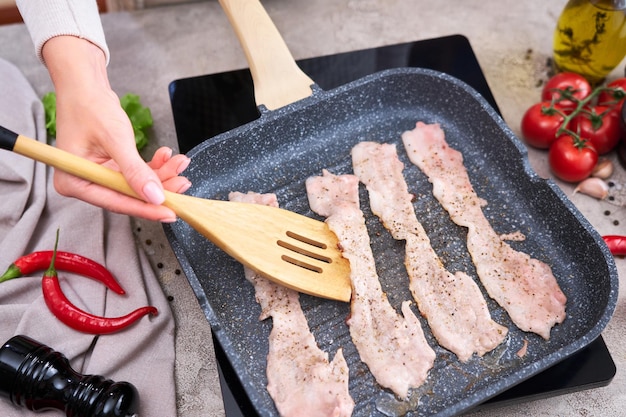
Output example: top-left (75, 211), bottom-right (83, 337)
top-left (0, 125), bottom-right (18, 151)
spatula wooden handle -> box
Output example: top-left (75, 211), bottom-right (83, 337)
top-left (0, 125), bottom-right (139, 199)
top-left (218, 0), bottom-right (314, 110)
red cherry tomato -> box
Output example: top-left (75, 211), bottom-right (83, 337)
top-left (597, 78), bottom-right (626, 109)
top-left (520, 102), bottom-right (566, 149)
top-left (548, 134), bottom-right (598, 182)
top-left (542, 72), bottom-right (592, 109)
top-left (570, 106), bottom-right (622, 154)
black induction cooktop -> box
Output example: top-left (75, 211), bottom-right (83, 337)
top-left (168, 34), bottom-right (615, 416)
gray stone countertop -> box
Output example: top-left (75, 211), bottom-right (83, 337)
top-left (1, 0), bottom-right (625, 416)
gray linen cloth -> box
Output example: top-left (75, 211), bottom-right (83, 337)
top-left (0, 57), bottom-right (177, 417)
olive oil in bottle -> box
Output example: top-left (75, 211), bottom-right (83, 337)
top-left (553, 0), bottom-right (626, 84)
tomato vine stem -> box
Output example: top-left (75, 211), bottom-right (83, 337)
top-left (543, 85), bottom-right (624, 143)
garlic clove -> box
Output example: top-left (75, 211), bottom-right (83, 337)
top-left (591, 159), bottom-right (614, 179)
top-left (573, 177), bottom-right (609, 200)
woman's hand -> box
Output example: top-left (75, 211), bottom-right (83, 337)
top-left (41, 36), bottom-right (190, 222)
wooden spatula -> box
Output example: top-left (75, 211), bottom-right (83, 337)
top-left (0, 126), bottom-right (352, 302)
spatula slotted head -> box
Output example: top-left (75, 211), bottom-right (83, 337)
top-left (164, 192), bottom-right (352, 302)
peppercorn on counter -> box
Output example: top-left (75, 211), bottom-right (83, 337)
top-left (0, 1), bottom-right (625, 416)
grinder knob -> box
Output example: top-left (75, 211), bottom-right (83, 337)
top-left (0, 335), bottom-right (139, 417)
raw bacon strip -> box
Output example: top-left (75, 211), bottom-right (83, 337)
top-left (228, 191), bottom-right (354, 417)
top-left (401, 122), bottom-right (567, 340)
top-left (305, 171), bottom-right (435, 399)
top-left (351, 142), bottom-right (508, 362)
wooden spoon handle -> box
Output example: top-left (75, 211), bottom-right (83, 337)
top-left (218, 0), bottom-right (314, 110)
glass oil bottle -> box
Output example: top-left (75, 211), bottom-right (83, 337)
top-left (553, 0), bottom-right (626, 84)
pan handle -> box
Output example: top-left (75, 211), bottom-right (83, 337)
top-left (218, 0), bottom-right (314, 111)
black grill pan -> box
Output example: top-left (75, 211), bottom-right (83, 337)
top-left (164, 65), bottom-right (617, 416)
top-left (163, 1), bottom-right (618, 415)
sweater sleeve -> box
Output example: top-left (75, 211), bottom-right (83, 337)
top-left (16, 0), bottom-right (110, 65)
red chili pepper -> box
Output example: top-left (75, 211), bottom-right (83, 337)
top-left (602, 235), bottom-right (626, 256)
top-left (0, 251), bottom-right (125, 294)
top-left (42, 231), bottom-right (158, 335)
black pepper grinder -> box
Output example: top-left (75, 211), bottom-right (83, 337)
top-left (0, 335), bottom-right (139, 417)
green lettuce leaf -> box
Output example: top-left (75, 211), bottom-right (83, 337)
top-left (120, 93), bottom-right (153, 151)
top-left (42, 92), bottom-right (57, 139)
